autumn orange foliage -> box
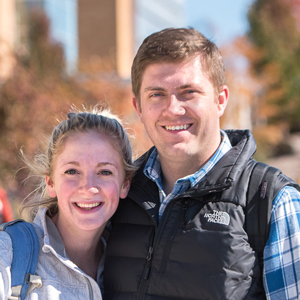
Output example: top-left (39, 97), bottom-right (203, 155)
top-left (0, 10), bottom-right (152, 213)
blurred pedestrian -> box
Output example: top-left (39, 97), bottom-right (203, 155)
top-left (0, 187), bottom-right (14, 223)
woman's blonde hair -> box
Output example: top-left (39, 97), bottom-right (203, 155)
top-left (20, 107), bottom-right (135, 219)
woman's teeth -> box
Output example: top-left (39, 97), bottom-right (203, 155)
top-left (76, 202), bottom-right (101, 209)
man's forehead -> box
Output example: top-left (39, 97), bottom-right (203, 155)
top-left (141, 58), bottom-right (205, 84)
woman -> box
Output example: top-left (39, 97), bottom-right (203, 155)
top-left (0, 108), bottom-right (135, 299)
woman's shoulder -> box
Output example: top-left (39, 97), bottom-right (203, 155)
top-left (0, 230), bottom-right (12, 300)
top-left (0, 229), bottom-right (12, 248)
top-left (0, 229), bottom-right (13, 265)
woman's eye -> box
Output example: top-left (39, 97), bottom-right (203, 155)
top-left (99, 170), bottom-right (113, 176)
top-left (65, 169), bottom-right (78, 175)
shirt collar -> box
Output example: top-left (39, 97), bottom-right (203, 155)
top-left (144, 130), bottom-right (232, 188)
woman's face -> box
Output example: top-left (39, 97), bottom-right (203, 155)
top-left (45, 131), bottom-right (130, 235)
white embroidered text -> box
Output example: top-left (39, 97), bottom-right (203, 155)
top-left (204, 210), bottom-right (230, 225)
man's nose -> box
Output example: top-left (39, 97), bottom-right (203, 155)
top-left (163, 95), bottom-right (186, 116)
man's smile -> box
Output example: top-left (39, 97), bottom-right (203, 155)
top-left (164, 124), bottom-right (192, 131)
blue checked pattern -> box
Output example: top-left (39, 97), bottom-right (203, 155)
top-left (263, 186), bottom-right (300, 300)
top-left (144, 130), bottom-right (300, 299)
top-left (144, 130), bottom-right (231, 219)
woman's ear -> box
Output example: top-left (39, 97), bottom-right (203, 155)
top-left (45, 176), bottom-right (57, 198)
top-left (120, 180), bottom-right (130, 199)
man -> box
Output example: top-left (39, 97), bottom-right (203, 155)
top-left (103, 28), bottom-right (300, 300)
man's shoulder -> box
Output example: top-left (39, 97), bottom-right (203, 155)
top-left (249, 161), bottom-right (300, 190)
top-left (272, 185), bottom-right (300, 209)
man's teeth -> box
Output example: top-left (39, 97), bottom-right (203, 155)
top-left (165, 124), bottom-right (190, 131)
top-left (76, 203), bottom-right (101, 209)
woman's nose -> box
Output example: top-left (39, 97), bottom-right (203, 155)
top-left (87, 187), bottom-right (99, 194)
top-left (79, 176), bottom-right (99, 195)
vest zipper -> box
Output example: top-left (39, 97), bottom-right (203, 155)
top-left (137, 230), bottom-right (155, 299)
top-left (136, 200), bottom-right (188, 299)
top-left (159, 201), bottom-right (188, 273)
top-left (132, 171), bottom-right (232, 299)
top-left (144, 246), bottom-right (153, 280)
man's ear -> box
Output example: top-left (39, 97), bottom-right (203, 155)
top-left (45, 176), bottom-right (57, 198)
top-left (132, 95), bottom-right (143, 122)
top-left (217, 85), bottom-right (229, 117)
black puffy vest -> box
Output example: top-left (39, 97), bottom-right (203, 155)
top-left (103, 130), bottom-right (298, 300)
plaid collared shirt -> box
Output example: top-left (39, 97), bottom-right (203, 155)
top-left (263, 186), bottom-right (300, 300)
top-left (143, 130), bottom-right (300, 299)
top-left (144, 130), bottom-right (232, 220)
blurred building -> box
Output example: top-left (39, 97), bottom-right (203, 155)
top-left (0, 0), bottom-right (186, 80)
top-left (77, 0), bottom-right (134, 78)
top-left (0, 0), bottom-right (17, 81)
top-left (134, 0), bottom-right (187, 52)
top-left (44, 0), bottom-right (187, 78)
top-left (287, 0), bottom-right (300, 30)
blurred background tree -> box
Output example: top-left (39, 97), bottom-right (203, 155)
top-left (220, 0), bottom-right (300, 160)
top-left (1, 0), bottom-right (300, 216)
top-left (0, 10), bottom-right (151, 215)
top-left (247, 0), bottom-right (300, 133)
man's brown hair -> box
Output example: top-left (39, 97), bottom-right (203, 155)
top-left (131, 27), bottom-right (226, 106)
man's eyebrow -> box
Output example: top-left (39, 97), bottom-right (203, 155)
top-left (143, 85), bottom-right (197, 92)
top-left (143, 86), bottom-right (166, 92)
top-left (178, 84), bottom-right (193, 89)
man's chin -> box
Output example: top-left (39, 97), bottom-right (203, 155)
top-left (160, 144), bottom-right (196, 160)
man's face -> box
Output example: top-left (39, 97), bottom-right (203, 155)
top-left (133, 56), bottom-right (229, 166)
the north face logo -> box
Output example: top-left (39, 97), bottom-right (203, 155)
top-left (204, 210), bottom-right (230, 225)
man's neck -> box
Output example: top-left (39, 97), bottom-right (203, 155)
top-left (156, 132), bottom-right (223, 195)
top-left (159, 156), bottom-right (206, 195)
top-left (159, 142), bottom-right (224, 195)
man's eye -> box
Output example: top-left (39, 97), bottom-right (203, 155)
top-left (181, 89), bottom-right (200, 99)
top-left (184, 90), bottom-right (196, 94)
top-left (65, 169), bottom-right (78, 175)
top-left (150, 93), bottom-right (163, 98)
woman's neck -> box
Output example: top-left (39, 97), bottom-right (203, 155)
top-left (51, 214), bottom-right (104, 280)
top-left (65, 237), bottom-right (104, 280)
